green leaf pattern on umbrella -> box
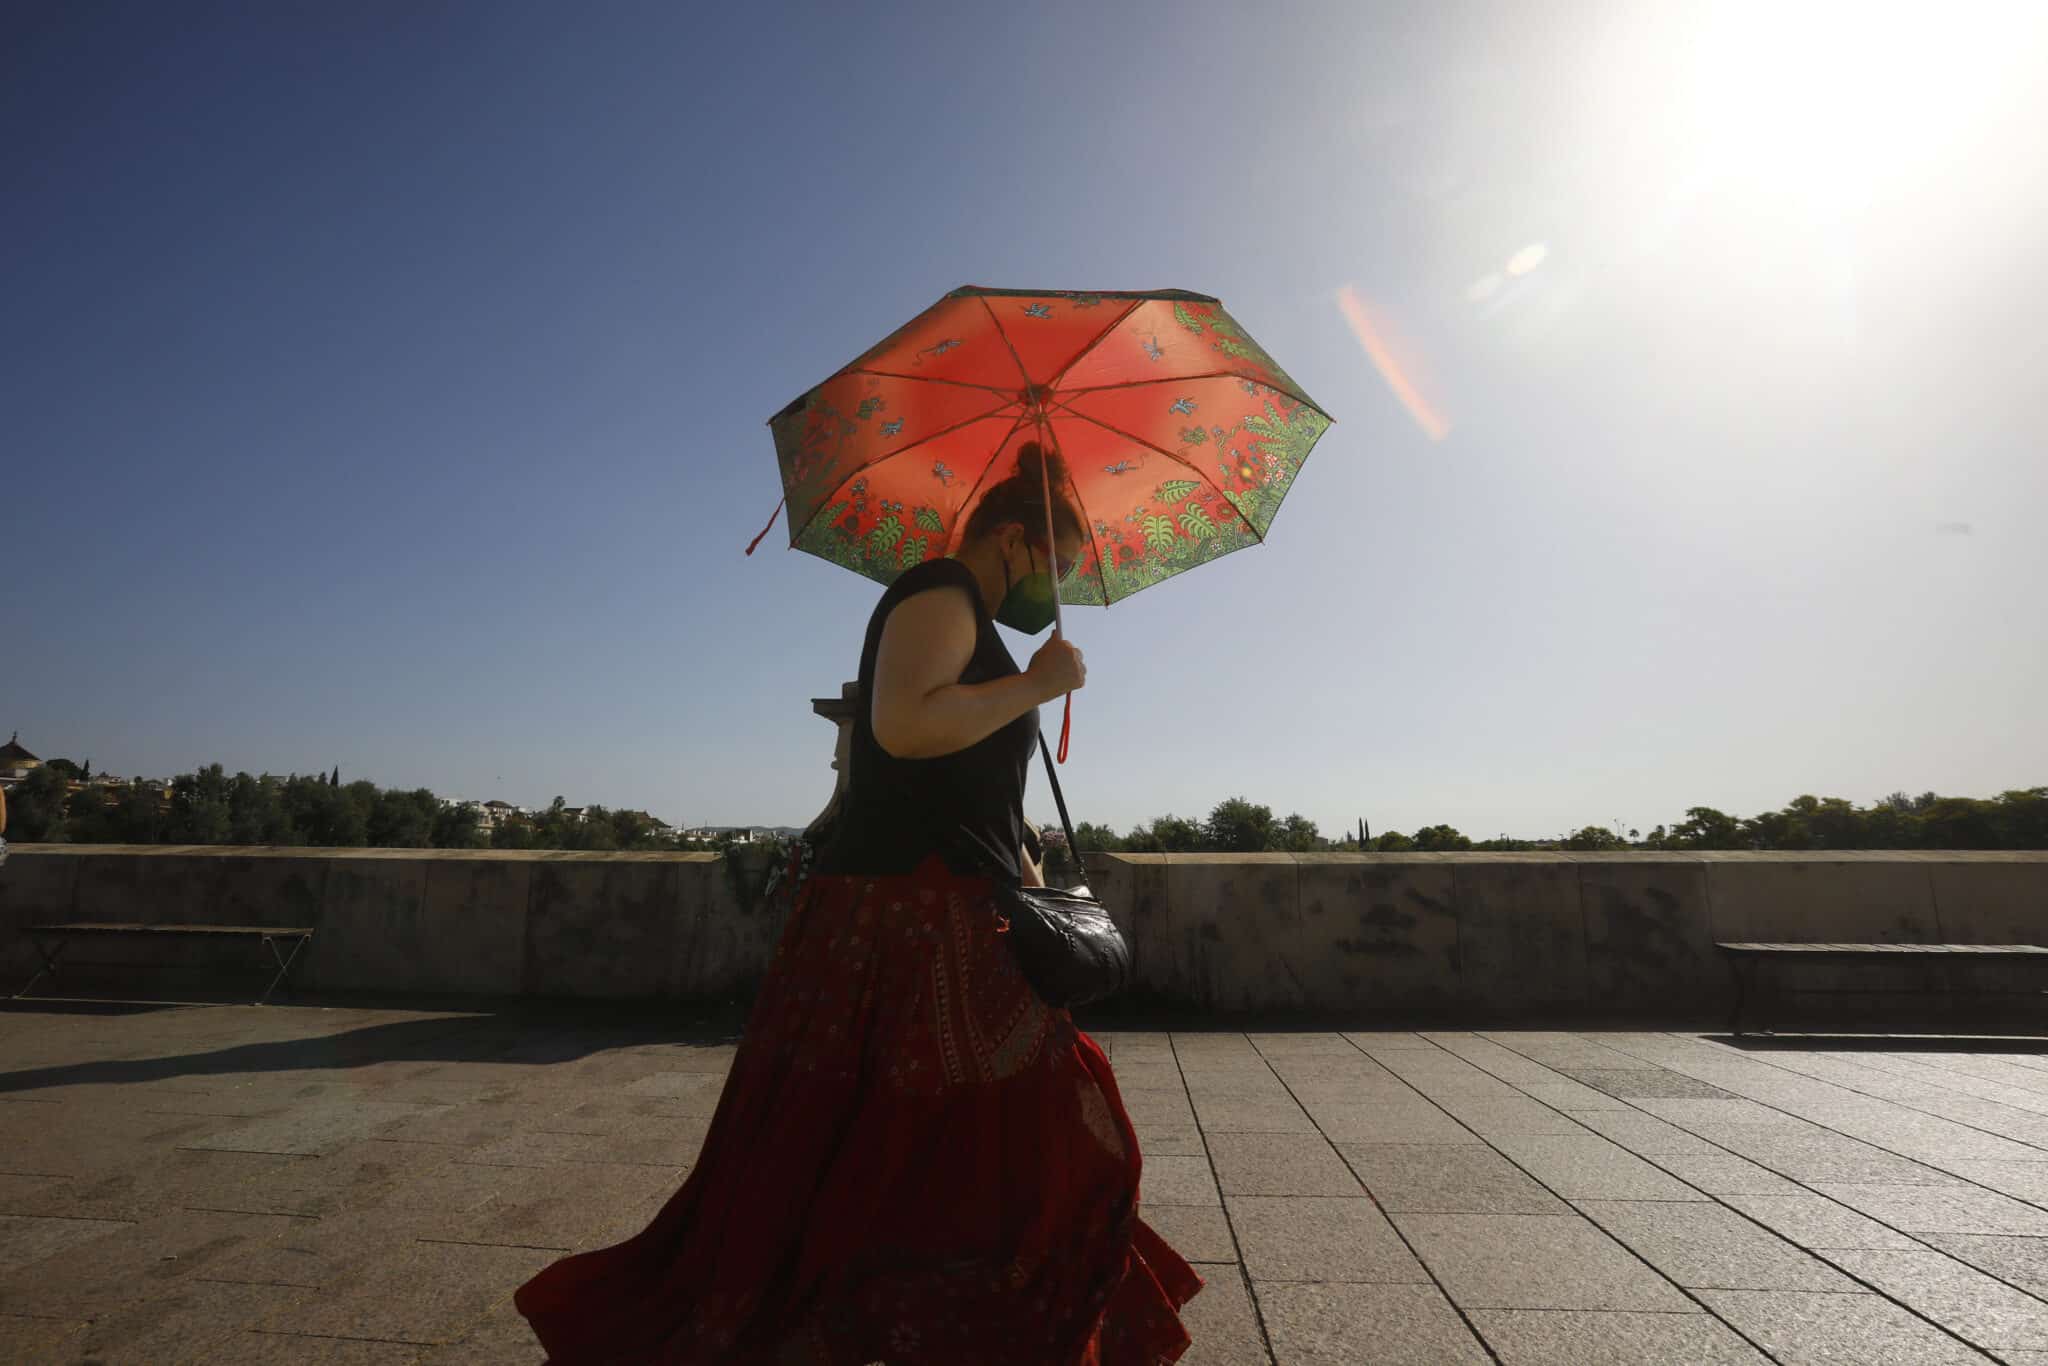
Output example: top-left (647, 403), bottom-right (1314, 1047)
top-left (765, 288), bottom-right (1331, 606)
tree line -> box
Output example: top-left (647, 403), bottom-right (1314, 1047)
top-left (2, 761), bottom-right (759, 854)
top-left (1057, 788), bottom-right (2048, 858)
top-left (9, 759), bottom-right (2041, 859)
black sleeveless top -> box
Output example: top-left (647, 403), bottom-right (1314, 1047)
top-left (814, 558), bottom-right (1036, 880)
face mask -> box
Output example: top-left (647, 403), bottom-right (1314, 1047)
top-left (996, 543), bottom-right (1059, 635)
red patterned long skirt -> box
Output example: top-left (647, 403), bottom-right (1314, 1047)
top-left (513, 856), bottom-right (1203, 1364)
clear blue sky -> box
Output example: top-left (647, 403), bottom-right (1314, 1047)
top-left (7, 1), bottom-right (2044, 840)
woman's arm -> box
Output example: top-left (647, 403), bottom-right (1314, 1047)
top-left (870, 586), bottom-right (1085, 759)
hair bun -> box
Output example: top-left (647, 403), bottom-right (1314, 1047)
top-left (1015, 440), bottom-right (1068, 487)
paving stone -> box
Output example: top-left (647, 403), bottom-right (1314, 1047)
top-left (1698, 1288), bottom-right (1996, 1365)
top-left (1339, 1032), bottom-right (1436, 1051)
top-left (1924, 1234), bottom-right (2048, 1299)
top-left (1206, 1134), bottom-right (1360, 1198)
top-left (197, 1329), bottom-right (427, 1362)
top-left (200, 1205), bottom-right (448, 1289)
top-left (1566, 1068), bottom-right (1738, 1099)
top-left (1390, 1213), bottom-right (1692, 1311)
top-left (1487, 1133), bottom-right (1709, 1201)
top-left (1468, 1308), bottom-right (1770, 1364)
top-left (1813, 1182), bottom-right (2048, 1236)
top-left (1190, 1095), bottom-right (1318, 1134)
top-left (1517, 1080), bottom-right (1634, 1111)
top-left (1142, 1204), bottom-right (1237, 1263)
top-left (1225, 1196), bottom-right (1427, 1283)
top-left (1576, 1200), bottom-right (1856, 1291)
top-left (61, 1276), bottom-right (314, 1365)
top-left (1718, 1193), bottom-right (1921, 1251)
top-left (1182, 1071), bottom-right (1294, 1101)
top-left (0, 1206), bottom-right (303, 1319)
top-left (416, 1290), bottom-right (547, 1364)
top-left (1125, 1089), bottom-right (1199, 1128)
top-left (1247, 1033), bottom-right (1369, 1058)
top-left (1572, 1110), bottom-right (1720, 1156)
top-left (250, 1237), bottom-right (556, 1343)
top-left (1633, 1098), bottom-right (1807, 1129)
top-left (1256, 1282), bottom-right (1488, 1365)
top-left (0, 1211), bottom-right (133, 1276)
top-left (0, 1174), bottom-right (79, 1219)
top-left (1141, 1155), bottom-right (1222, 1207)
top-left (618, 1071), bottom-right (726, 1107)
top-left (371, 1101), bottom-right (560, 1148)
top-left (1649, 1153), bottom-right (1805, 1196)
top-left (1437, 1097), bottom-right (1592, 1139)
top-left (1110, 1061), bottom-right (1188, 1092)
top-left (413, 1160), bottom-right (680, 1250)
top-left (1828, 1248), bottom-right (2048, 1351)
top-left (1299, 1100), bottom-right (1479, 1145)
top-left (1941, 1160), bottom-right (2048, 1204)
top-left (1177, 1268), bottom-right (1270, 1366)
top-left (1708, 1130), bottom-right (1961, 1184)
top-left (0, 1310), bottom-right (90, 1359)
top-left (181, 1101), bottom-right (434, 1157)
top-left (1132, 1121), bottom-right (1206, 1157)
top-left (1337, 1144), bottom-right (1567, 1214)
top-left (453, 1130), bottom-right (594, 1168)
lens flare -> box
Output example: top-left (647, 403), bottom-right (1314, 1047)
top-left (1337, 285), bottom-right (1450, 442)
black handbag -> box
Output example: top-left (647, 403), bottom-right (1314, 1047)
top-left (977, 733), bottom-right (1132, 1009)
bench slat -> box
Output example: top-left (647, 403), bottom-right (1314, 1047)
top-left (1717, 942), bottom-right (2048, 956)
top-left (26, 923), bottom-right (314, 938)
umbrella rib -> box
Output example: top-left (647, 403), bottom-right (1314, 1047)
top-left (782, 399), bottom-right (1021, 549)
top-left (1041, 298), bottom-right (1148, 395)
top-left (1060, 370), bottom-right (1326, 417)
top-left (847, 368), bottom-right (1015, 397)
top-left (976, 295), bottom-right (1036, 391)
top-left (942, 409), bottom-right (1034, 554)
top-left (1052, 407), bottom-right (1268, 547)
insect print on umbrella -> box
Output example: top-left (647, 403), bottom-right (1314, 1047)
top-left (758, 286), bottom-right (1331, 606)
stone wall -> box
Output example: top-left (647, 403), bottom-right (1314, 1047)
top-left (0, 846), bottom-right (786, 1002)
top-left (3, 847), bottom-right (2045, 1019)
top-left (1089, 850), bottom-right (2048, 1019)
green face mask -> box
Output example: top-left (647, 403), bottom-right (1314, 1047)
top-left (996, 543), bottom-right (1059, 635)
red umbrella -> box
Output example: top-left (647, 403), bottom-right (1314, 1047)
top-left (751, 285), bottom-right (1332, 753)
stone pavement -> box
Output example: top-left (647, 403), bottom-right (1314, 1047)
top-left (9, 1003), bottom-right (2048, 1362)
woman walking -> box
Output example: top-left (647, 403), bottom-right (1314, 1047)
top-left (515, 443), bottom-right (1202, 1364)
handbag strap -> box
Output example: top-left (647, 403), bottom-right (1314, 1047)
top-left (1036, 731), bottom-right (1085, 878)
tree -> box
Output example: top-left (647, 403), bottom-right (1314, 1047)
top-left (45, 757), bottom-right (82, 780)
top-left (164, 764), bottom-right (232, 844)
top-left (1373, 831), bottom-right (1416, 852)
top-left (1563, 825), bottom-right (1628, 851)
top-left (1412, 824), bottom-right (1473, 852)
top-left (429, 801), bottom-right (485, 849)
top-left (1071, 821), bottom-right (1124, 853)
top-left (1274, 813), bottom-right (1322, 852)
top-left (6, 766), bottom-right (72, 840)
top-left (1205, 797), bottom-right (1276, 852)
top-left (1126, 814), bottom-right (1205, 853)
top-left (1670, 806), bottom-right (1744, 850)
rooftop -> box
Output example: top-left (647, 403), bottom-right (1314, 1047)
top-left (3, 1001), bottom-right (2046, 1361)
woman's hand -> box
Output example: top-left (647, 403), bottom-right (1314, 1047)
top-left (1026, 636), bottom-right (1086, 703)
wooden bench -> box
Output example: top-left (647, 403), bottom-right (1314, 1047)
top-left (13, 923), bottom-right (314, 1006)
top-left (1717, 942), bottom-right (2048, 1036)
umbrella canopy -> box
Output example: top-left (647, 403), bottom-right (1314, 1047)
top-left (760, 286), bottom-right (1331, 605)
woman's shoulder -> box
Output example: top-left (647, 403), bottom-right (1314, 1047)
top-left (881, 556), bottom-right (979, 613)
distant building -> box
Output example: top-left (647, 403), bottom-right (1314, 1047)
top-left (0, 732), bottom-right (42, 790)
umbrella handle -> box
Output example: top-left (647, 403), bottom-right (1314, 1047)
top-left (1037, 417), bottom-right (1072, 762)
